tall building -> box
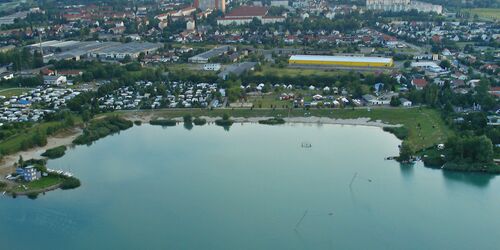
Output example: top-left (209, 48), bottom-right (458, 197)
top-left (195, 0), bottom-right (226, 13)
top-left (366, 0), bottom-right (442, 14)
top-left (366, 0), bottom-right (411, 12)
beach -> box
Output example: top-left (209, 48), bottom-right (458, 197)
top-left (0, 128), bottom-right (82, 176)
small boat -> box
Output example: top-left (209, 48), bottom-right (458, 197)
top-left (2, 191), bottom-right (6, 196)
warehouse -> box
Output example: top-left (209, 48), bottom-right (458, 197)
top-left (288, 55), bottom-right (394, 67)
top-left (89, 42), bottom-right (162, 60)
top-left (188, 45), bottom-right (235, 63)
top-left (29, 41), bottom-right (162, 62)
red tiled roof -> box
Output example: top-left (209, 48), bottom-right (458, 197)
top-left (412, 78), bottom-right (428, 88)
top-left (225, 6), bottom-right (268, 18)
top-left (58, 70), bottom-right (82, 76)
top-left (490, 87), bottom-right (500, 92)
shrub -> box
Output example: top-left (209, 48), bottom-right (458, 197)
top-left (183, 114), bottom-right (193, 124)
top-left (150, 119), bottom-right (176, 126)
top-left (0, 181), bottom-right (7, 189)
top-left (423, 154), bottom-right (445, 168)
top-left (215, 119), bottom-right (234, 127)
top-left (134, 120), bottom-right (142, 126)
top-left (41, 146), bottom-right (67, 159)
top-left (26, 192), bottom-right (38, 200)
top-left (258, 118), bottom-right (285, 125)
top-left (383, 126), bottom-right (409, 140)
top-left (73, 116), bottom-right (133, 145)
top-left (442, 162), bottom-right (500, 173)
top-left (193, 117), bottom-right (207, 126)
top-left (60, 177), bottom-right (81, 190)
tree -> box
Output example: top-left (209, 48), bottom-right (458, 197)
top-left (439, 60), bottom-right (451, 69)
top-left (390, 96), bottom-right (401, 107)
top-left (398, 142), bottom-right (412, 162)
top-left (18, 155), bottom-right (24, 166)
top-left (82, 72), bottom-right (94, 82)
top-left (403, 61), bottom-right (411, 68)
top-left (183, 114), bottom-right (193, 124)
top-left (82, 110), bottom-right (92, 123)
top-left (32, 130), bottom-right (47, 147)
top-left (445, 135), bottom-right (494, 164)
top-left (138, 52), bottom-right (145, 62)
top-left (122, 55), bottom-right (132, 63)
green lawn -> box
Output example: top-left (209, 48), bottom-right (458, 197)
top-left (253, 66), bottom-right (347, 78)
top-left (456, 42), bottom-right (475, 49)
top-left (246, 94), bottom-right (291, 108)
top-left (118, 107), bottom-right (452, 153)
top-left (12, 175), bottom-right (63, 193)
top-left (25, 175), bottom-right (62, 189)
top-left (466, 8), bottom-right (500, 21)
top-left (0, 88), bottom-right (33, 98)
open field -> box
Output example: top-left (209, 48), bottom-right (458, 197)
top-left (252, 66), bottom-right (348, 78)
top-left (466, 8), bottom-right (500, 21)
top-left (0, 88), bottom-right (33, 98)
top-left (246, 94), bottom-right (290, 108)
top-left (118, 107), bottom-right (453, 153)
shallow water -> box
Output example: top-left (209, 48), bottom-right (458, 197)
top-left (1, 123), bottom-right (499, 250)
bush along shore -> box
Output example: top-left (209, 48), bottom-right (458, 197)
top-left (258, 117), bottom-right (286, 125)
top-left (1, 158), bottom-right (81, 199)
top-left (215, 114), bottom-right (234, 127)
top-left (383, 126), bottom-right (409, 140)
top-left (150, 119), bottom-right (177, 126)
top-left (193, 117), bottom-right (207, 126)
top-left (73, 116), bottom-right (133, 145)
top-left (397, 134), bottom-right (500, 174)
top-left (41, 145), bottom-right (67, 159)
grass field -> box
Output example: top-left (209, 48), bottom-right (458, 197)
top-left (253, 66), bottom-right (347, 78)
top-left (0, 88), bottom-right (32, 98)
top-left (466, 8), bottom-right (500, 21)
top-left (246, 94), bottom-right (290, 108)
top-left (23, 175), bottom-right (61, 190)
top-left (12, 175), bottom-right (63, 193)
top-left (119, 107), bottom-right (453, 153)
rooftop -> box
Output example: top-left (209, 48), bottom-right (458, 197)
top-left (225, 6), bottom-right (268, 18)
top-left (289, 55), bottom-right (393, 64)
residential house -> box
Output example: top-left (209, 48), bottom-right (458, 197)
top-left (399, 98), bottom-right (412, 107)
top-left (43, 75), bottom-right (67, 85)
top-left (411, 78), bottom-right (428, 90)
top-left (16, 166), bottom-right (41, 182)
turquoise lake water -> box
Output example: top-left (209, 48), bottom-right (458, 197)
top-left (1, 123), bottom-right (500, 250)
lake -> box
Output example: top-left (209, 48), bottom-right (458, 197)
top-left (1, 123), bottom-right (500, 250)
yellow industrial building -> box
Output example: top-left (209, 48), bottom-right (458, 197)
top-left (288, 55), bottom-right (394, 67)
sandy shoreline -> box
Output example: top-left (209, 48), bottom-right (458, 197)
top-left (0, 128), bottom-right (82, 175)
top-left (0, 116), bottom-right (399, 173)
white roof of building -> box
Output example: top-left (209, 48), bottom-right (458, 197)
top-left (410, 61), bottom-right (440, 67)
top-left (289, 55), bottom-right (393, 63)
